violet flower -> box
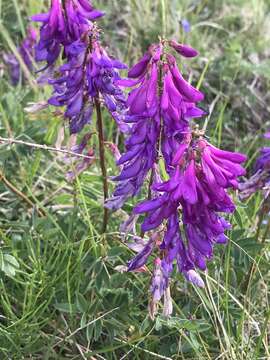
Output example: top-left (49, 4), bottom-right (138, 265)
top-left (181, 19), bottom-right (191, 33)
top-left (107, 41), bottom-right (205, 210)
top-left (32, 0), bottom-right (104, 69)
top-left (47, 37), bottom-right (128, 134)
top-left (240, 132), bottom-right (270, 199)
top-left (132, 134), bottom-right (246, 289)
top-left (3, 27), bottom-right (37, 85)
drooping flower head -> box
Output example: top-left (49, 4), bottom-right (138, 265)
top-left (106, 39), bottom-right (205, 210)
top-left (32, 0), bottom-right (104, 68)
top-left (32, 0), bottom-right (128, 135)
top-left (131, 129), bottom-right (246, 312)
top-left (47, 31), bottom-right (128, 134)
top-left (109, 38), bottom-right (247, 316)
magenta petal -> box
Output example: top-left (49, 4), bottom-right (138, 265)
top-left (170, 40), bottom-right (199, 58)
top-left (128, 52), bottom-right (151, 78)
top-left (185, 105), bottom-right (206, 118)
top-left (203, 149), bottom-right (228, 187)
top-left (116, 78), bottom-right (142, 87)
top-left (171, 64), bottom-right (204, 102)
top-left (209, 144), bottom-right (247, 163)
top-left (146, 64), bottom-right (158, 109)
top-left (172, 143), bottom-right (188, 165)
top-left (182, 160), bottom-right (198, 204)
top-left (161, 74), bottom-right (169, 110)
top-left (88, 10), bottom-right (105, 19)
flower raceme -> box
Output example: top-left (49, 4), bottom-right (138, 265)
top-left (109, 39), bottom-right (247, 316)
top-left (32, 0), bottom-right (104, 68)
top-left (131, 133), bottom-right (246, 315)
top-left (134, 134), bottom-right (246, 265)
top-left (106, 40), bottom-right (205, 210)
top-left (33, 1), bottom-right (128, 135)
top-left (48, 37), bottom-right (128, 134)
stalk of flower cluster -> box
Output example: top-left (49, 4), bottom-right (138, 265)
top-left (95, 96), bottom-right (109, 232)
top-left (141, 46), bottom-right (165, 239)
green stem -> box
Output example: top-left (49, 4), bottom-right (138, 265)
top-left (95, 97), bottom-right (109, 233)
top-left (160, 0), bottom-right (167, 37)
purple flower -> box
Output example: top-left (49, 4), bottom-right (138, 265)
top-left (47, 38), bottom-right (128, 134)
top-left (240, 131), bottom-right (270, 199)
top-left (32, 0), bottom-right (104, 68)
top-left (32, 0), bottom-right (66, 67)
top-left (181, 19), bottom-right (191, 33)
top-left (148, 258), bottom-right (168, 319)
top-left (127, 237), bottom-right (155, 271)
top-left (107, 41), bottom-right (205, 210)
top-left (3, 27), bottom-right (37, 85)
top-left (169, 40), bottom-right (198, 58)
top-left (133, 135), bottom-right (246, 291)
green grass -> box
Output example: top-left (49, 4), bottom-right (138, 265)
top-left (0, 0), bottom-right (270, 359)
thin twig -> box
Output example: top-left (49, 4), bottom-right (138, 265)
top-left (0, 136), bottom-right (95, 160)
top-left (95, 97), bottom-right (109, 233)
top-left (53, 307), bottom-right (119, 348)
top-left (0, 171), bottom-right (46, 217)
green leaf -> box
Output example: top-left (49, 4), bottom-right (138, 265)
top-left (76, 293), bottom-right (89, 313)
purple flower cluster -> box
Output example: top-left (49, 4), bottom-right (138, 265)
top-left (134, 136), bottom-right (246, 280)
top-left (33, 1), bottom-right (128, 135)
top-left (47, 38), bottom-right (128, 134)
top-left (110, 39), bottom-right (247, 316)
top-left (3, 27), bottom-right (37, 85)
top-left (106, 41), bottom-right (205, 210)
top-left (32, 0), bottom-right (104, 68)
top-left (240, 132), bottom-right (270, 199)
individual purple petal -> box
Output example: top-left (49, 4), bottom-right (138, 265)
top-left (169, 40), bottom-right (199, 58)
top-left (134, 196), bottom-right (166, 214)
top-left (184, 270), bottom-right (205, 287)
top-left (169, 57), bottom-right (204, 102)
top-left (127, 238), bottom-right (154, 271)
top-left (128, 52), bottom-right (151, 78)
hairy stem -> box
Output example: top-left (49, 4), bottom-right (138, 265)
top-left (0, 136), bottom-right (95, 160)
top-left (95, 97), bottom-right (109, 233)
